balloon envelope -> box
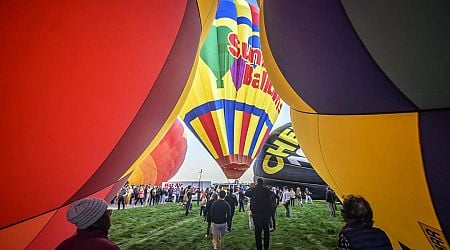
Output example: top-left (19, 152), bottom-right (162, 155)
top-left (128, 119), bottom-right (187, 185)
top-left (260, 0), bottom-right (450, 248)
top-left (0, 1), bottom-right (216, 249)
top-left (180, 0), bottom-right (282, 179)
top-left (253, 123), bottom-right (326, 199)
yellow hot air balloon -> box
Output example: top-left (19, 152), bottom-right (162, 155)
top-left (180, 0), bottom-right (282, 179)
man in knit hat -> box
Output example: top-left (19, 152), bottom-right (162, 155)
top-left (56, 198), bottom-right (119, 250)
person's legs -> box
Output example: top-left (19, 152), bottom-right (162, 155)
top-left (219, 232), bottom-right (225, 250)
top-left (228, 209), bottom-right (234, 231)
top-left (253, 216), bottom-right (263, 250)
top-left (212, 223), bottom-right (218, 250)
top-left (262, 217), bottom-right (270, 250)
top-left (271, 210), bottom-right (276, 231)
top-left (206, 220), bottom-right (211, 236)
top-left (185, 201), bottom-right (190, 216)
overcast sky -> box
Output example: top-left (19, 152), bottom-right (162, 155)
top-left (170, 103), bottom-right (291, 183)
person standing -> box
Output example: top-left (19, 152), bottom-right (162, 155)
top-left (224, 189), bottom-right (238, 232)
top-left (338, 195), bottom-right (392, 249)
top-left (237, 188), bottom-right (246, 212)
top-left (296, 187), bottom-right (303, 206)
top-left (325, 186), bottom-right (336, 216)
top-left (290, 188), bottom-right (296, 207)
top-left (269, 187), bottom-right (279, 231)
top-left (200, 191), bottom-right (207, 216)
top-left (245, 178), bottom-right (274, 250)
top-left (56, 198), bottom-right (119, 250)
top-left (282, 187), bottom-right (291, 218)
top-left (204, 192), bottom-right (218, 237)
top-left (196, 188), bottom-right (201, 206)
top-left (117, 187), bottom-right (127, 210)
top-left (305, 187), bottom-right (313, 203)
top-left (184, 186), bottom-right (193, 216)
top-left (211, 190), bottom-right (230, 250)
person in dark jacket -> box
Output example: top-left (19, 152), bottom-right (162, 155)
top-left (224, 189), bottom-right (238, 232)
top-left (184, 186), bottom-right (193, 216)
top-left (245, 178), bottom-right (274, 250)
top-left (338, 195), bottom-right (392, 249)
top-left (211, 190), bottom-right (230, 250)
top-left (56, 198), bottom-right (119, 250)
top-left (204, 192), bottom-right (218, 237)
top-left (325, 186), bottom-right (336, 216)
top-left (237, 188), bottom-right (246, 212)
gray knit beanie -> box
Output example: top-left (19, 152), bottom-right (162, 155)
top-left (66, 198), bottom-right (108, 229)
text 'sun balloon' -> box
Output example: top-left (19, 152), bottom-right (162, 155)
top-left (180, 0), bottom-right (282, 179)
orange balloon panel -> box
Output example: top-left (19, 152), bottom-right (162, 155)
top-left (0, 182), bottom-right (117, 250)
top-left (128, 119), bottom-right (187, 185)
top-left (0, 0), bottom-right (212, 231)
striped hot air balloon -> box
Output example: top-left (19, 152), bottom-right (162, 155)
top-left (180, 0), bottom-right (282, 179)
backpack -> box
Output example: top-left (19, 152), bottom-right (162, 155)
top-left (183, 192), bottom-right (189, 202)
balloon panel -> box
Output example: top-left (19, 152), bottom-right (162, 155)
top-left (64, 0), bottom-right (202, 204)
top-left (0, 0), bottom-right (193, 228)
top-left (262, 0), bottom-right (415, 115)
top-left (261, 0), bottom-right (450, 247)
top-left (27, 185), bottom-right (113, 250)
top-left (342, 0), bottom-right (450, 109)
top-left (419, 110), bottom-right (450, 241)
top-left (0, 0), bottom-right (216, 240)
top-left (0, 211), bottom-right (55, 250)
top-left (128, 119), bottom-right (187, 185)
top-left (253, 123), bottom-right (327, 199)
top-left (180, 0), bottom-right (281, 179)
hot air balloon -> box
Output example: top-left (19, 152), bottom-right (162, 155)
top-left (128, 119), bottom-right (187, 186)
top-left (260, 0), bottom-right (450, 249)
top-left (180, 0), bottom-right (282, 179)
top-left (253, 123), bottom-right (327, 199)
top-left (0, 1), bottom-right (217, 249)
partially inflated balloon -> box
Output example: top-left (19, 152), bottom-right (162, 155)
top-left (253, 123), bottom-right (326, 199)
top-left (180, 0), bottom-right (282, 179)
top-left (0, 1), bottom-right (217, 249)
top-left (260, 0), bottom-right (450, 248)
top-left (128, 119), bottom-right (187, 185)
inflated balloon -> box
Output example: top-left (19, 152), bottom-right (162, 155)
top-left (260, 1), bottom-right (450, 249)
top-left (253, 123), bottom-right (326, 199)
top-left (0, 1), bottom-right (217, 249)
top-left (180, 0), bottom-right (282, 179)
top-left (128, 119), bottom-right (187, 185)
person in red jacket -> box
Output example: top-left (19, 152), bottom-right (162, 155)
top-left (56, 198), bottom-right (119, 250)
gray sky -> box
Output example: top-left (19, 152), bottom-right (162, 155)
top-left (170, 103), bottom-right (291, 183)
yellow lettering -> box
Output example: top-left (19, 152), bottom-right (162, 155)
top-left (262, 155), bottom-right (284, 174)
top-left (267, 139), bottom-right (296, 157)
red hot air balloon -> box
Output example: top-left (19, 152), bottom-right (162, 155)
top-left (0, 1), bottom-right (217, 249)
top-left (128, 119), bottom-right (187, 186)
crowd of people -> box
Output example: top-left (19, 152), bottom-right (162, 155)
top-left (57, 180), bottom-right (392, 250)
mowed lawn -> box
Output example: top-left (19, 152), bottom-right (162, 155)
top-left (109, 201), bottom-right (344, 250)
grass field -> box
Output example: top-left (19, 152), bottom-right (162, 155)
top-left (109, 201), bottom-right (344, 250)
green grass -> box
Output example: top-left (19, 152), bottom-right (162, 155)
top-left (109, 201), bottom-right (344, 250)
